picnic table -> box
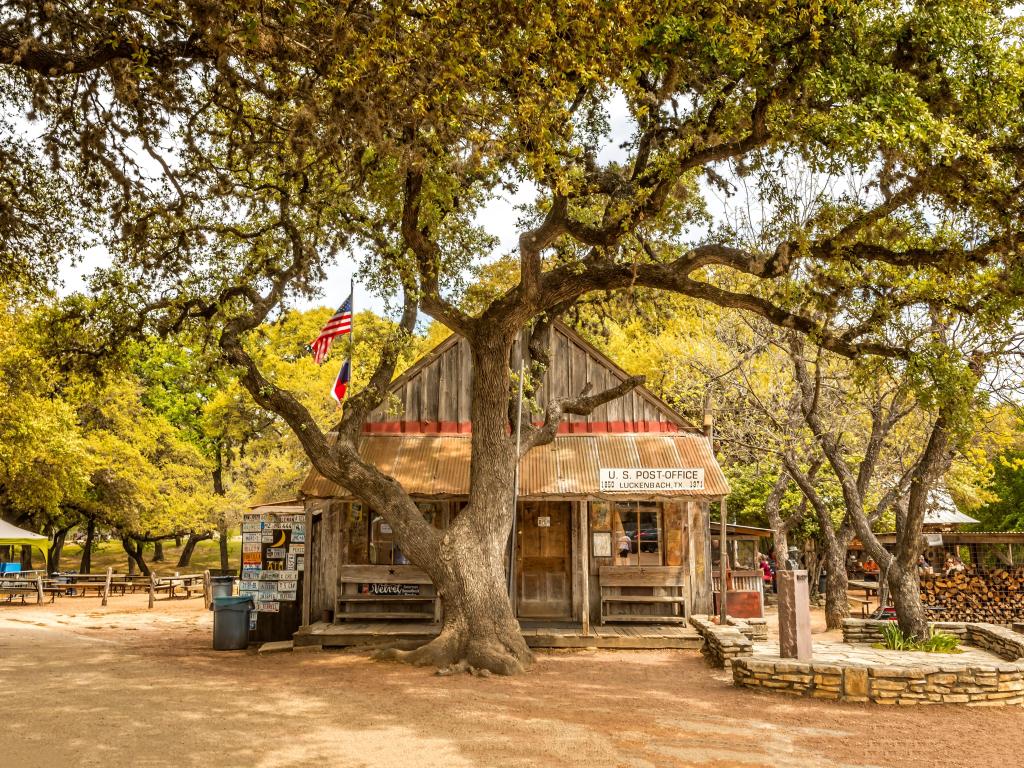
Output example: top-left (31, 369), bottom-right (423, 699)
top-left (848, 579), bottom-right (896, 617)
top-left (52, 576), bottom-right (132, 597)
top-left (849, 579), bottom-right (880, 601)
top-left (2, 570), bottom-right (211, 607)
top-left (0, 576), bottom-right (62, 604)
top-left (155, 574), bottom-right (204, 599)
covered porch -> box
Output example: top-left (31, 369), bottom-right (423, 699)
top-left (294, 619), bottom-right (703, 650)
top-left (300, 431), bottom-right (731, 641)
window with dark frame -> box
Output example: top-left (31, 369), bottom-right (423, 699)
top-left (613, 501), bottom-right (663, 566)
top-left (367, 500), bottom-right (450, 565)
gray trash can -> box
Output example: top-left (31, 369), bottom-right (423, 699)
top-left (212, 596), bottom-right (253, 650)
top-left (210, 575), bottom-right (235, 600)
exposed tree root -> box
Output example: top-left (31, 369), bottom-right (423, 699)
top-left (373, 629), bottom-right (534, 676)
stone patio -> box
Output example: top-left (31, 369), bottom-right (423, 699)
top-left (750, 638), bottom-right (1006, 669)
top-left (730, 619), bottom-right (1024, 706)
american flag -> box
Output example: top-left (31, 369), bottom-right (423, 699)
top-left (310, 293), bottom-right (352, 364)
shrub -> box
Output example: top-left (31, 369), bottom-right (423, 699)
top-left (874, 623), bottom-right (962, 654)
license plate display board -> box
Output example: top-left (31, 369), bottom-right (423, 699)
top-left (239, 512), bottom-right (306, 624)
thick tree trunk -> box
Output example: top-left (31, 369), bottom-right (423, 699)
top-left (218, 525), bottom-right (230, 572)
top-left (121, 537), bottom-right (150, 577)
top-left (823, 545), bottom-right (850, 629)
top-left (212, 440), bottom-right (231, 573)
top-left (79, 518), bottom-right (95, 574)
top-left (803, 539), bottom-right (823, 598)
top-left (177, 532), bottom-right (211, 567)
top-left (47, 526), bottom-right (72, 573)
top-left (380, 527), bottom-right (531, 674)
top-left (152, 540), bottom-right (164, 562)
top-left (20, 544), bottom-right (33, 570)
top-left (887, 565), bottom-right (928, 639)
top-left (765, 473), bottom-right (793, 561)
top-left (377, 325), bottom-right (533, 674)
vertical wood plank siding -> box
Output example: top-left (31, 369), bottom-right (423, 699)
top-left (363, 322), bottom-right (692, 434)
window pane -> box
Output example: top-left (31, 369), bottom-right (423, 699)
top-left (369, 513), bottom-right (397, 564)
top-left (613, 502), bottom-right (638, 565)
top-left (345, 503), bottom-right (369, 565)
top-left (368, 502), bottom-right (448, 565)
top-left (417, 501), bottom-right (446, 530)
top-left (637, 503), bottom-right (662, 565)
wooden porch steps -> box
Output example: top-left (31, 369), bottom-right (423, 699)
top-left (601, 595), bottom-right (686, 603)
top-left (602, 614), bottom-right (687, 624)
top-left (335, 611), bottom-right (435, 621)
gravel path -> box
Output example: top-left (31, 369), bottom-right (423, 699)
top-left (2, 597), bottom-right (1022, 767)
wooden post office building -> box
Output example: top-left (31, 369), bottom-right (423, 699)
top-left (296, 322), bottom-right (730, 647)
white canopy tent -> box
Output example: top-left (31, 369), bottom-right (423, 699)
top-left (0, 519), bottom-right (50, 567)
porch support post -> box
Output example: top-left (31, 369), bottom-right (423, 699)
top-left (687, 501), bottom-right (713, 614)
top-left (719, 498), bottom-right (728, 624)
top-left (577, 501), bottom-right (590, 636)
top-left (301, 500), bottom-right (312, 627)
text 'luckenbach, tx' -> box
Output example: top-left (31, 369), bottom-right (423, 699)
top-left (598, 468), bottom-right (705, 492)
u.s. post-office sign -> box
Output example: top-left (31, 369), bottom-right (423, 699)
top-left (599, 467), bottom-right (705, 492)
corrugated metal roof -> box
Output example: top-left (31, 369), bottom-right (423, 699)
top-left (301, 433), bottom-right (729, 500)
top-left (923, 487), bottom-right (979, 525)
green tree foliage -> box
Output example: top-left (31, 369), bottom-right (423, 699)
top-left (6, 0), bottom-right (1024, 669)
top-left (0, 298), bottom-right (218, 549)
top-left (0, 300), bottom-right (90, 517)
top-left (973, 449), bottom-right (1024, 531)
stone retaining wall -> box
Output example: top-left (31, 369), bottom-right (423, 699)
top-left (726, 616), bottom-right (768, 641)
top-left (733, 657), bottom-right (1024, 706)
top-left (689, 615), bottom-right (753, 668)
top-left (842, 619), bottom-right (1024, 661)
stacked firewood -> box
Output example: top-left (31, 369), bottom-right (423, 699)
top-left (920, 567), bottom-right (1024, 623)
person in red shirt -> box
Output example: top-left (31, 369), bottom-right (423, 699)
top-left (863, 557), bottom-right (879, 580)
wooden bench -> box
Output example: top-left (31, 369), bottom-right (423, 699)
top-left (336, 565), bottom-right (440, 622)
top-left (599, 566), bottom-right (687, 625)
top-left (1, 586), bottom-right (45, 604)
top-left (0, 577), bottom-right (59, 604)
top-left (61, 580), bottom-right (129, 597)
top-left (150, 575), bottom-right (204, 600)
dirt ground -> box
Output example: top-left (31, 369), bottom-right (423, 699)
top-left (2, 597), bottom-right (1021, 768)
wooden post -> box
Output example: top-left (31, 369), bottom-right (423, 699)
top-left (718, 498), bottom-right (728, 624)
top-left (35, 574), bottom-right (44, 604)
top-left (148, 572), bottom-right (156, 609)
top-left (578, 501), bottom-right (591, 636)
top-left (301, 502), bottom-right (312, 627)
top-left (101, 566), bottom-right (112, 606)
top-left (203, 569), bottom-right (211, 610)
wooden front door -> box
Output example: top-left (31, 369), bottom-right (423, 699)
top-left (517, 502), bottom-right (572, 619)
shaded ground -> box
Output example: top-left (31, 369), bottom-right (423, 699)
top-left (1, 597), bottom-right (1022, 768)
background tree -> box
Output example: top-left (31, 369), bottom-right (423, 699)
top-left (5, 1), bottom-right (1024, 668)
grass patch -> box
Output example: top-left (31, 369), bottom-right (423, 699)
top-left (872, 622), bottom-right (963, 654)
top-left (57, 537), bottom-right (242, 575)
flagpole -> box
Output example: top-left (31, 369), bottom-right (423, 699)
top-left (345, 277), bottom-right (354, 411)
top-left (506, 359), bottom-right (525, 599)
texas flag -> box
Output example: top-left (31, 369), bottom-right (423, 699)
top-left (331, 358), bottom-right (352, 403)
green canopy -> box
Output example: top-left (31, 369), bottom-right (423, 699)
top-left (0, 519), bottom-right (50, 566)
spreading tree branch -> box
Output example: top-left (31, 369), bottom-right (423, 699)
top-left (522, 375), bottom-right (646, 454)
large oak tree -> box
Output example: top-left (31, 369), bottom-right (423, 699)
top-left (4, 1), bottom-right (1024, 670)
